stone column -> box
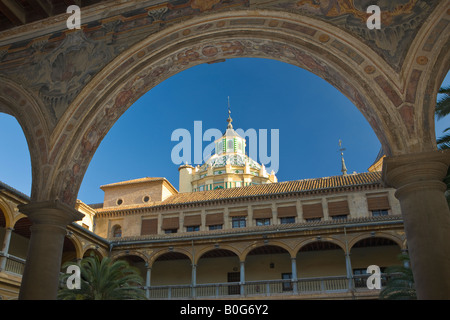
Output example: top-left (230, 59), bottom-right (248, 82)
top-left (345, 252), bottom-right (353, 291)
top-left (145, 264), bottom-right (151, 299)
top-left (291, 257), bottom-right (298, 294)
top-left (240, 261), bottom-right (245, 296)
top-left (191, 263), bottom-right (197, 297)
top-left (0, 227), bottom-right (13, 271)
top-left (17, 200), bottom-right (84, 300)
top-left (401, 249), bottom-right (410, 269)
top-left (382, 150), bottom-right (450, 299)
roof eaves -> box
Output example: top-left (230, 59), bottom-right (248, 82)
top-left (95, 173), bottom-right (383, 215)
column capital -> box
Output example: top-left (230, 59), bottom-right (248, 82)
top-left (382, 150), bottom-right (450, 193)
top-left (18, 200), bottom-right (84, 226)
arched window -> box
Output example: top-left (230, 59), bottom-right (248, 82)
top-left (112, 225), bottom-right (122, 238)
top-left (236, 141), bottom-right (241, 153)
top-left (227, 140), bottom-right (233, 151)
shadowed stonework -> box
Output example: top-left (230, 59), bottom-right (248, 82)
top-left (0, 0), bottom-right (443, 126)
top-left (271, 0), bottom-right (441, 69)
top-left (0, 1), bottom-right (447, 205)
top-left (0, 0), bottom-right (449, 300)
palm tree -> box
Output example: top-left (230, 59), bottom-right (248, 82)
top-left (436, 86), bottom-right (450, 150)
top-left (379, 253), bottom-right (416, 300)
top-left (436, 85), bottom-right (450, 206)
top-left (58, 255), bottom-right (147, 300)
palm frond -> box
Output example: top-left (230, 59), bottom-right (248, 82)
top-left (436, 86), bottom-right (450, 120)
top-left (379, 253), bottom-right (416, 300)
top-left (58, 255), bottom-right (146, 300)
top-left (437, 132), bottom-right (450, 150)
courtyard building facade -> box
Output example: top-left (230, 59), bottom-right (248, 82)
top-left (1, 131), bottom-right (407, 299)
top-left (0, 0), bottom-right (448, 300)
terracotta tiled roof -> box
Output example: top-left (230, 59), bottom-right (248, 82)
top-left (96, 172), bottom-right (383, 213)
top-left (158, 171), bottom-right (382, 206)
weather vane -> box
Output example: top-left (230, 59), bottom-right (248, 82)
top-left (226, 96), bottom-right (233, 129)
top-left (339, 139), bottom-right (348, 175)
top-left (339, 139), bottom-right (346, 156)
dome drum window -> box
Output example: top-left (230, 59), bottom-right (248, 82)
top-left (227, 139), bottom-right (234, 152)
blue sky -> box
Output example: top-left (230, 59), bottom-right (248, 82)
top-left (0, 58), bottom-right (449, 205)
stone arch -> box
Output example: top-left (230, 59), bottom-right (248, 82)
top-left (11, 213), bottom-right (28, 227)
top-left (149, 248), bottom-right (193, 287)
top-left (82, 244), bottom-right (107, 259)
top-left (348, 232), bottom-right (404, 251)
top-left (295, 238), bottom-right (348, 278)
top-left (0, 213), bottom-right (31, 269)
top-left (196, 247), bottom-right (241, 285)
top-left (111, 250), bottom-right (149, 264)
top-left (46, 9), bottom-right (427, 206)
top-left (242, 241), bottom-right (293, 261)
top-left (64, 232), bottom-right (84, 261)
top-left (148, 247), bottom-right (193, 267)
top-left (0, 198), bottom-right (13, 229)
top-left (294, 237), bottom-right (346, 255)
top-left (61, 235), bottom-right (79, 264)
top-left (243, 243), bottom-right (292, 282)
top-left (3, 3), bottom-right (447, 300)
top-left (0, 77), bottom-right (50, 203)
top-left (107, 251), bottom-right (148, 282)
top-left (399, 2), bottom-right (450, 149)
top-left (81, 244), bottom-right (108, 260)
top-left (195, 245), bottom-right (241, 264)
top-left (349, 235), bottom-right (405, 273)
top-left (11, 216), bottom-right (31, 240)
